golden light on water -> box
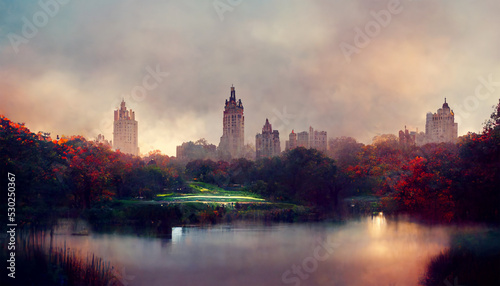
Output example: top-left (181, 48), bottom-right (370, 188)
top-left (45, 217), bottom-right (458, 285)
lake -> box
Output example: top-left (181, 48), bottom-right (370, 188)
top-left (45, 214), bottom-right (487, 286)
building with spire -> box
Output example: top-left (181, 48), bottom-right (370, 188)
top-left (218, 86), bottom-right (244, 159)
top-left (255, 119), bottom-right (281, 159)
top-left (113, 99), bottom-right (139, 156)
top-left (423, 98), bottom-right (458, 144)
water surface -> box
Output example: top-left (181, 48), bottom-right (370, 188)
top-left (47, 215), bottom-right (482, 286)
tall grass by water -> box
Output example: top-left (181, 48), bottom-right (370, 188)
top-left (1, 228), bottom-right (118, 286)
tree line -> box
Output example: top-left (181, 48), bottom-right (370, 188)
top-left (1, 99), bottom-right (499, 224)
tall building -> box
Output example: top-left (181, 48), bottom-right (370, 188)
top-left (309, 126), bottom-right (328, 152)
top-left (424, 98), bottom-right (458, 144)
top-left (218, 85), bottom-right (244, 158)
top-left (285, 126), bottom-right (327, 153)
top-left (113, 99), bottom-right (139, 156)
top-left (285, 130), bottom-right (297, 151)
top-left (255, 119), bottom-right (281, 159)
top-left (297, 131), bottom-right (309, 148)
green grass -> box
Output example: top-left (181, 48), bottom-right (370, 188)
top-left (156, 193), bottom-right (174, 197)
top-left (154, 182), bottom-right (265, 203)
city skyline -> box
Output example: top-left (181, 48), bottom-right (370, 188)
top-left (1, 1), bottom-right (500, 156)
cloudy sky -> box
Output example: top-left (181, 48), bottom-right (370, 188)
top-left (1, 0), bottom-right (499, 156)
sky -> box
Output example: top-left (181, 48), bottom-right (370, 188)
top-left (1, 0), bottom-right (500, 156)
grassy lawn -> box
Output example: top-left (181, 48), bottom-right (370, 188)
top-left (154, 182), bottom-right (266, 203)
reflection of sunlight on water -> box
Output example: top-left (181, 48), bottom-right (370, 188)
top-left (171, 227), bottom-right (182, 244)
top-left (368, 212), bottom-right (388, 256)
top-left (319, 214), bottom-right (453, 286)
top-left (43, 218), bottom-right (481, 286)
top-left (370, 212), bottom-right (386, 237)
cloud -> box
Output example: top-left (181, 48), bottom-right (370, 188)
top-left (1, 0), bottom-right (500, 155)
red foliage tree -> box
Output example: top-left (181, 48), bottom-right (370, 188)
top-left (393, 156), bottom-right (455, 222)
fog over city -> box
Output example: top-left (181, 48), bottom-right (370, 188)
top-left (1, 0), bottom-right (499, 156)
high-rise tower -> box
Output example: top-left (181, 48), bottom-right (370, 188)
top-left (424, 98), bottom-right (458, 144)
top-left (113, 99), bottom-right (139, 156)
top-left (218, 86), bottom-right (244, 158)
top-left (255, 118), bottom-right (281, 159)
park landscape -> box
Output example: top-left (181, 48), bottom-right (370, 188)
top-left (0, 99), bottom-right (499, 285)
top-left (2, 1), bottom-right (500, 285)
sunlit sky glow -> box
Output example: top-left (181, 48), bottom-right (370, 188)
top-left (1, 0), bottom-right (499, 156)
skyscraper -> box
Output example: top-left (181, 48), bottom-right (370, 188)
top-left (297, 131), bottom-right (309, 148)
top-left (113, 99), bottom-right (139, 156)
top-left (309, 126), bottom-right (328, 152)
top-left (255, 118), bottom-right (281, 159)
top-left (218, 86), bottom-right (244, 158)
top-left (424, 98), bottom-right (458, 144)
top-left (285, 130), bottom-right (297, 151)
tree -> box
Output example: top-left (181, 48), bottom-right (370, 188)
top-left (327, 136), bottom-right (363, 169)
top-left (228, 158), bottom-right (254, 184)
top-left (456, 99), bottom-right (500, 222)
top-left (393, 156), bottom-right (454, 222)
top-left (66, 142), bottom-right (116, 208)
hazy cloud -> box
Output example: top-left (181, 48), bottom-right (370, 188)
top-left (1, 0), bottom-right (499, 155)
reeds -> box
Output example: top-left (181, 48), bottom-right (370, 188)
top-left (10, 229), bottom-right (118, 286)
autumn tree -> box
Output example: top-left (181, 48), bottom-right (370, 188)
top-left (393, 156), bottom-right (455, 222)
top-left (455, 99), bottom-right (500, 222)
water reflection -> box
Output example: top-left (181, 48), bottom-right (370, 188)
top-left (44, 216), bottom-right (480, 286)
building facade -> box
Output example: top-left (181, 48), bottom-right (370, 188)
top-left (424, 99), bottom-right (458, 144)
top-left (285, 130), bottom-right (297, 151)
top-left (285, 126), bottom-right (327, 153)
top-left (255, 119), bottom-right (281, 159)
top-left (297, 131), bottom-right (309, 148)
top-left (309, 126), bottom-right (328, 153)
top-left (113, 99), bottom-right (139, 156)
top-left (218, 86), bottom-right (244, 158)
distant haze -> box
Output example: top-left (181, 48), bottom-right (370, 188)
top-left (1, 0), bottom-right (499, 156)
